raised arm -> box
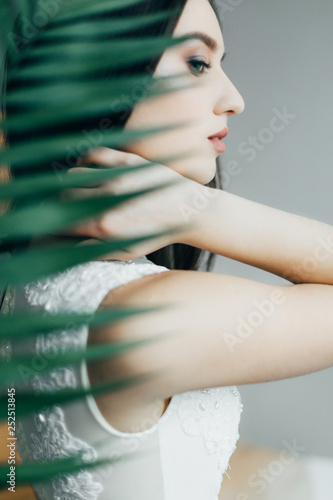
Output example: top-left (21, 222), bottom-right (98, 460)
top-left (88, 269), bottom-right (333, 427)
top-left (68, 148), bottom-right (333, 286)
top-left (183, 187), bottom-right (333, 285)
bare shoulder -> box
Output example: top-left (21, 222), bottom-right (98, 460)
top-left (87, 268), bottom-right (333, 428)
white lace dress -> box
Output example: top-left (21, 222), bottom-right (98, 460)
top-left (13, 256), bottom-right (243, 500)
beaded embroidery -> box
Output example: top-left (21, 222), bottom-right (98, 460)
top-left (176, 386), bottom-right (243, 495)
top-left (16, 259), bottom-right (243, 500)
top-left (22, 260), bottom-right (169, 500)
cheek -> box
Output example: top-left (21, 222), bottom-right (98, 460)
top-left (124, 86), bottom-right (210, 158)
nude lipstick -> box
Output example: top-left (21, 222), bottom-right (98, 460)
top-left (208, 127), bottom-right (229, 153)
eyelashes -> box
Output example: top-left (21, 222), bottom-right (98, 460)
top-left (185, 51), bottom-right (228, 77)
top-left (187, 57), bottom-right (212, 76)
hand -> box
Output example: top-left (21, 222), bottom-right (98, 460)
top-left (61, 147), bottom-right (213, 261)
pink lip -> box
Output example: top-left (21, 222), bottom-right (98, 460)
top-left (208, 138), bottom-right (226, 153)
top-left (208, 127), bottom-right (228, 153)
top-left (208, 127), bottom-right (229, 140)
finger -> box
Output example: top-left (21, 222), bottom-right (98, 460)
top-left (66, 166), bottom-right (94, 175)
top-left (61, 220), bottom-right (104, 239)
top-left (94, 249), bottom-right (134, 262)
top-left (80, 147), bottom-right (145, 167)
top-left (60, 186), bottom-right (111, 201)
top-left (62, 166), bottom-right (112, 199)
top-left (73, 238), bottom-right (141, 262)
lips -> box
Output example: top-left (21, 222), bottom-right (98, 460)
top-left (208, 127), bottom-right (229, 140)
top-left (208, 127), bottom-right (229, 153)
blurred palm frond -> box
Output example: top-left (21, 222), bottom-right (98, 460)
top-left (0, 0), bottom-right (185, 492)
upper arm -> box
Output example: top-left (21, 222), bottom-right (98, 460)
top-left (87, 270), bottom-right (333, 403)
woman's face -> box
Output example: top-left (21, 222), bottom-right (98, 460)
top-left (124, 0), bottom-right (245, 185)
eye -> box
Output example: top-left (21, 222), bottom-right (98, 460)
top-left (187, 57), bottom-right (212, 76)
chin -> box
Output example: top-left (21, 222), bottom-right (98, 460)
top-left (202, 162), bottom-right (218, 185)
top-left (168, 157), bottom-right (217, 185)
top-left (188, 151), bottom-right (218, 185)
top-left (125, 140), bottom-right (218, 185)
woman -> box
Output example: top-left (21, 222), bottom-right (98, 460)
top-left (13, 0), bottom-right (333, 499)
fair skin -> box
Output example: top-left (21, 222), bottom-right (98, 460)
top-left (66, 0), bottom-right (333, 482)
top-left (123, 0), bottom-right (244, 185)
top-left (68, 0), bottom-right (244, 255)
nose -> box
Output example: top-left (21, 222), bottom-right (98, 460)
top-left (213, 72), bottom-right (245, 117)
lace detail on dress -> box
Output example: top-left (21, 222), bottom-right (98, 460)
top-left (27, 328), bottom-right (102, 500)
top-left (22, 259), bottom-right (169, 500)
top-left (52, 472), bottom-right (103, 500)
top-left (31, 408), bottom-right (102, 500)
top-left (31, 407), bottom-right (97, 463)
top-left (25, 259), bottom-right (168, 315)
top-left (15, 419), bottom-right (49, 500)
top-left (31, 327), bottom-right (84, 393)
top-left (176, 386), bottom-right (243, 496)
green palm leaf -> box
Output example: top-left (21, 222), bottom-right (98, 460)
top-left (0, 124), bottom-right (182, 172)
top-left (54, 0), bottom-right (154, 21)
top-left (0, 152), bottom-right (187, 202)
top-left (0, 306), bottom-right (162, 340)
top-left (1, 369), bottom-right (162, 419)
top-left (0, 164), bottom-right (147, 201)
top-left (0, 457), bottom-right (111, 490)
top-left (1, 332), bottom-right (170, 385)
top-left (0, 180), bottom-right (177, 240)
top-left (0, 231), bottom-right (179, 287)
top-left (0, 0), bottom-right (186, 491)
top-left (41, 10), bottom-right (176, 39)
top-left (2, 80), bottom-right (192, 140)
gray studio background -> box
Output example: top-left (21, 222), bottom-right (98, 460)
top-left (212, 0), bottom-right (333, 457)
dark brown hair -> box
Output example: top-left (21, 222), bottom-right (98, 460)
top-left (3, 0), bottom-right (222, 270)
top-left (113, 0), bottom-right (222, 271)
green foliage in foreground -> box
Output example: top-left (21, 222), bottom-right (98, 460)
top-left (0, 0), bottom-right (185, 492)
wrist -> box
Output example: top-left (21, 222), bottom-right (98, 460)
top-left (178, 184), bottom-right (219, 247)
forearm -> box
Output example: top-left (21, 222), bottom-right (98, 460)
top-left (184, 188), bottom-right (333, 285)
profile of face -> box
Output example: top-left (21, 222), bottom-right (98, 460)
top-left (124, 0), bottom-right (245, 185)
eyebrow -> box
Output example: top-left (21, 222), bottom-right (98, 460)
top-left (182, 31), bottom-right (226, 61)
